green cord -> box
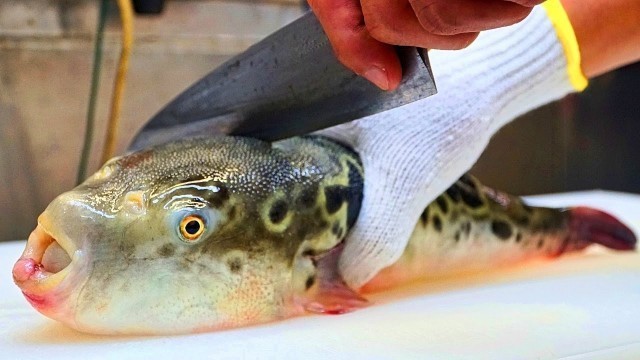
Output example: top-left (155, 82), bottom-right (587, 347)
top-left (76, 0), bottom-right (109, 184)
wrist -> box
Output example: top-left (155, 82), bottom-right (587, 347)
top-left (560, 0), bottom-right (640, 78)
top-left (422, 4), bottom-right (585, 134)
top-left (541, 0), bottom-right (588, 91)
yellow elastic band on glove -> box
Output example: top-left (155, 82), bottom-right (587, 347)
top-left (542, 0), bottom-right (588, 91)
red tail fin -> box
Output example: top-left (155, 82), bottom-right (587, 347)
top-left (569, 207), bottom-right (637, 251)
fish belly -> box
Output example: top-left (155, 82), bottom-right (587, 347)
top-left (362, 214), bottom-right (566, 292)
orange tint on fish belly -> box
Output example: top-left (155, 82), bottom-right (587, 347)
top-left (210, 268), bottom-right (303, 332)
top-left (360, 259), bottom-right (420, 294)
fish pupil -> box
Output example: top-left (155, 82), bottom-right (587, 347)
top-left (185, 220), bottom-right (201, 235)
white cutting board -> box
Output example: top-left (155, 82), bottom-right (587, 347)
top-left (1, 191), bottom-right (639, 360)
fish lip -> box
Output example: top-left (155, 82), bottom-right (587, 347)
top-left (13, 219), bottom-right (83, 304)
top-left (24, 218), bottom-right (76, 264)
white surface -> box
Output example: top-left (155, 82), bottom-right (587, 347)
top-left (1, 191), bottom-right (639, 360)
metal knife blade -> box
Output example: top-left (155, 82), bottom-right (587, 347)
top-left (128, 11), bottom-right (437, 151)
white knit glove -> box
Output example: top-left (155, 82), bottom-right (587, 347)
top-left (320, 1), bottom-right (589, 289)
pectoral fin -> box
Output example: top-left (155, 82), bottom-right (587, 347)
top-left (303, 242), bottom-right (369, 315)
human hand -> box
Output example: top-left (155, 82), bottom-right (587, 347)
top-left (318, 4), bottom-right (587, 289)
top-left (307, 0), bottom-right (544, 90)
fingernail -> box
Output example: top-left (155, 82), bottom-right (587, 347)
top-left (363, 66), bottom-right (389, 90)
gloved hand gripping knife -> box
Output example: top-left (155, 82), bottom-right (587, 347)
top-left (320, 0), bottom-right (589, 289)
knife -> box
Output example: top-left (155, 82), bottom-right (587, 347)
top-left (128, 11), bottom-right (437, 151)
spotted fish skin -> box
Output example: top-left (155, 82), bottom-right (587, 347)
top-left (364, 176), bottom-right (572, 291)
top-left (364, 174), bottom-right (637, 292)
top-left (12, 135), bottom-right (636, 335)
top-left (13, 135), bottom-right (366, 334)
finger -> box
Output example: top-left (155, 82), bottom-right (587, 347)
top-left (361, 0), bottom-right (479, 50)
top-left (308, 0), bottom-right (402, 90)
top-left (408, 0), bottom-right (534, 35)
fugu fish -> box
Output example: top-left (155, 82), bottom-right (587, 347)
top-left (12, 136), bottom-right (636, 335)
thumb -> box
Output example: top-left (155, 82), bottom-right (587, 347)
top-left (338, 165), bottom-right (423, 289)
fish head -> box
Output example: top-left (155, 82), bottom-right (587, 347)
top-left (13, 138), bottom-right (308, 335)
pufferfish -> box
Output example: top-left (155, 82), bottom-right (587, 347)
top-left (12, 136), bottom-right (636, 335)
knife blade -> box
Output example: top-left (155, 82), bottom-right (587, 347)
top-left (128, 11), bottom-right (437, 151)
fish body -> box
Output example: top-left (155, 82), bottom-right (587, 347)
top-left (364, 179), bottom-right (635, 292)
top-left (12, 136), bottom-right (636, 335)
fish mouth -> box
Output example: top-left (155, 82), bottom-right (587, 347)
top-left (12, 218), bottom-right (84, 316)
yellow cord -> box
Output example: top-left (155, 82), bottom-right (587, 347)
top-left (101, 0), bottom-right (134, 163)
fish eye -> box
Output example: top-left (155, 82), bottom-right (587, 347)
top-left (179, 215), bottom-right (205, 241)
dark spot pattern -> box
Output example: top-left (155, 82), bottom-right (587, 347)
top-left (514, 214), bottom-right (530, 226)
top-left (454, 231), bottom-right (460, 242)
top-left (323, 162), bottom-right (364, 230)
top-left (296, 185), bottom-right (318, 209)
top-left (157, 244), bottom-right (175, 257)
top-left (228, 257), bottom-right (242, 273)
top-left (436, 196), bottom-right (448, 214)
top-left (306, 276), bottom-right (315, 290)
top-left (446, 186), bottom-right (461, 202)
top-left (516, 232), bottom-right (522, 243)
top-left (118, 242), bottom-right (136, 257)
top-left (302, 248), bottom-right (317, 257)
top-left (228, 205), bottom-right (237, 221)
top-left (119, 149), bottom-right (153, 169)
top-left (324, 186), bottom-right (346, 214)
top-left (538, 215), bottom-right (564, 231)
top-left (309, 207), bottom-right (328, 230)
top-left (449, 209), bottom-right (459, 222)
top-left (537, 239), bottom-right (544, 249)
top-left (345, 162), bottom-right (364, 228)
top-left (269, 200), bottom-right (288, 224)
top-left (318, 219), bottom-right (329, 230)
top-left (460, 188), bottom-right (484, 208)
top-left (420, 207), bottom-right (430, 227)
top-left (206, 185), bottom-right (230, 208)
top-left (331, 221), bottom-right (344, 239)
top-left (433, 215), bottom-right (442, 232)
top-left (491, 220), bottom-right (513, 240)
top-left (331, 221), bottom-right (340, 235)
top-left (458, 175), bottom-right (477, 190)
top-left (463, 221), bottom-right (472, 235)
